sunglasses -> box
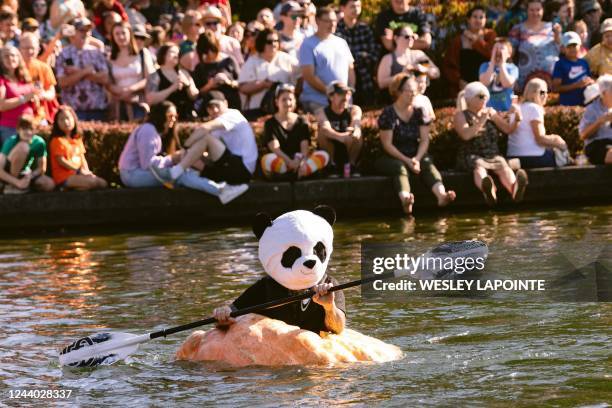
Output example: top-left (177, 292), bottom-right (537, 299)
top-left (266, 38), bottom-right (279, 45)
top-left (401, 34), bottom-right (415, 40)
top-left (204, 21), bottom-right (219, 27)
top-left (290, 14), bottom-right (303, 20)
top-left (539, 90), bottom-right (548, 96)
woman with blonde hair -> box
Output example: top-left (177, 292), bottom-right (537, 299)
top-left (507, 77), bottom-right (567, 168)
top-left (453, 81), bottom-right (527, 206)
top-left (374, 72), bottom-right (455, 215)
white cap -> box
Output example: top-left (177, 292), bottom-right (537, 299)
top-left (562, 31), bottom-right (581, 47)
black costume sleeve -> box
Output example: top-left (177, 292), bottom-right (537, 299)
top-left (231, 278), bottom-right (268, 311)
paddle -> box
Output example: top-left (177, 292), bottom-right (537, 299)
top-left (58, 240), bottom-right (488, 368)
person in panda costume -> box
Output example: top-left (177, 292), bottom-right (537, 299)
top-left (213, 205), bottom-right (346, 334)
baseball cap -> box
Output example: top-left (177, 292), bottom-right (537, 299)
top-left (201, 5), bottom-right (224, 22)
top-left (562, 31), bottom-right (581, 47)
top-left (326, 80), bottom-right (354, 96)
top-left (602, 18), bottom-right (612, 34)
top-left (579, 0), bottom-right (601, 17)
top-left (133, 25), bottom-right (150, 39)
top-left (204, 91), bottom-right (227, 106)
top-left (281, 1), bottom-right (303, 16)
top-left (72, 17), bottom-right (93, 30)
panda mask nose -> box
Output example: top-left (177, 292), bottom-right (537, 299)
top-left (303, 259), bottom-right (316, 269)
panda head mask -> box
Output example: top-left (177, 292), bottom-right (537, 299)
top-left (253, 206), bottom-right (336, 291)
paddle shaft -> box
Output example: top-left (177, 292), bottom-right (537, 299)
top-left (149, 270), bottom-right (396, 339)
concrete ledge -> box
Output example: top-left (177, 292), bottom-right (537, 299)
top-left (0, 166), bottom-right (610, 230)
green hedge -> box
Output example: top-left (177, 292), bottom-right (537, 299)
top-left (36, 105), bottom-right (585, 185)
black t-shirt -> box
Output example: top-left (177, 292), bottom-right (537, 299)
top-left (193, 57), bottom-right (241, 110)
top-left (231, 275), bottom-right (346, 334)
top-left (263, 115), bottom-right (311, 158)
top-left (378, 104), bottom-right (428, 158)
top-left (323, 106), bottom-right (352, 165)
top-left (374, 7), bottom-right (432, 40)
top-left (157, 69), bottom-right (196, 120)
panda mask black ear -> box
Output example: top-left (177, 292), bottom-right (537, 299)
top-left (312, 205), bottom-right (336, 227)
top-left (253, 212), bottom-right (273, 239)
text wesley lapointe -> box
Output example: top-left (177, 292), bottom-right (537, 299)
top-left (373, 279), bottom-right (547, 292)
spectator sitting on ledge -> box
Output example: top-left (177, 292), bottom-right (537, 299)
top-left (507, 78), bottom-right (568, 168)
top-left (261, 83), bottom-right (329, 180)
top-left (0, 115), bottom-right (55, 194)
top-left (49, 105), bottom-right (108, 191)
top-left (579, 75), bottom-right (612, 165)
top-left (315, 81), bottom-right (363, 177)
top-left (374, 73), bottom-right (455, 215)
top-left (119, 101), bottom-right (248, 204)
top-left (150, 92), bottom-right (257, 188)
top-left (453, 81), bottom-right (526, 207)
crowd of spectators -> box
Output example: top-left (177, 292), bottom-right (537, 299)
top-left (0, 0), bottom-right (610, 211)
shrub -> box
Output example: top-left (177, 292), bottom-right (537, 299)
top-left (35, 105), bottom-right (586, 185)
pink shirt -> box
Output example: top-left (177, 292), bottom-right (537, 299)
top-left (0, 76), bottom-right (35, 128)
top-left (218, 35), bottom-right (244, 67)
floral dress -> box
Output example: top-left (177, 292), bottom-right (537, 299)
top-left (456, 110), bottom-right (502, 171)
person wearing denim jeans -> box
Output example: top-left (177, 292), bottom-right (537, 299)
top-left (118, 101), bottom-right (248, 204)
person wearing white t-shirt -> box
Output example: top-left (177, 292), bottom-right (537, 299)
top-left (238, 28), bottom-right (300, 120)
top-left (151, 91), bottom-right (257, 186)
top-left (507, 78), bottom-right (568, 168)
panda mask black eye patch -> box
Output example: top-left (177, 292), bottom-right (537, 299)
top-left (281, 246), bottom-right (302, 268)
top-left (314, 242), bottom-right (326, 263)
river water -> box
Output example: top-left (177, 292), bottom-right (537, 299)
top-left (1, 206), bottom-right (610, 407)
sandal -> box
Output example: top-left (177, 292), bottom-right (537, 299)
top-left (481, 176), bottom-right (497, 206)
top-left (512, 169), bottom-right (528, 202)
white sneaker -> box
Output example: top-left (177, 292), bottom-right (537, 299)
top-left (218, 183), bottom-right (249, 204)
top-left (3, 184), bottom-right (29, 194)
